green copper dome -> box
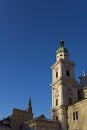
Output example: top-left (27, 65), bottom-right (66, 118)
top-left (56, 40), bottom-right (69, 55)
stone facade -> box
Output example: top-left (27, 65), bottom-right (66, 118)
top-left (68, 98), bottom-right (87, 130)
top-left (0, 40), bottom-right (87, 130)
top-left (0, 117), bottom-right (10, 130)
top-left (0, 98), bottom-right (33, 130)
top-left (22, 115), bottom-right (59, 130)
top-left (10, 108), bottom-right (33, 130)
top-left (51, 40), bottom-right (78, 130)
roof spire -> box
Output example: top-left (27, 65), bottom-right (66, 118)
top-left (26, 97), bottom-right (32, 112)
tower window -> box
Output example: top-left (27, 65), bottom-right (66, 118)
top-left (56, 99), bottom-right (58, 106)
top-left (66, 70), bottom-right (70, 77)
top-left (73, 112), bottom-right (75, 120)
top-left (56, 116), bottom-right (58, 121)
top-left (76, 111), bottom-right (78, 120)
top-left (56, 71), bottom-right (58, 78)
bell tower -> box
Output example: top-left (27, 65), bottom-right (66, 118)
top-left (51, 40), bottom-right (78, 130)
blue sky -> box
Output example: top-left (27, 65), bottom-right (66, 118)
top-left (0, 0), bottom-right (87, 119)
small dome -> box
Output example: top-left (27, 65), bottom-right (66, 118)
top-left (56, 40), bottom-right (69, 55)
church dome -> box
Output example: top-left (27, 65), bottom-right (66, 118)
top-left (56, 40), bottom-right (69, 55)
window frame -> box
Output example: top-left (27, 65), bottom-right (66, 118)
top-left (73, 111), bottom-right (79, 121)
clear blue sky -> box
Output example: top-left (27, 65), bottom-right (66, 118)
top-left (0, 0), bottom-right (87, 119)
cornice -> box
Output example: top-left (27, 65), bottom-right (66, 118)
top-left (51, 59), bottom-right (75, 69)
top-left (50, 77), bottom-right (78, 88)
top-left (51, 105), bottom-right (68, 112)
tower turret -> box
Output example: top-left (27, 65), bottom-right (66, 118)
top-left (56, 40), bottom-right (69, 61)
top-left (51, 40), bottom-right (78, 130)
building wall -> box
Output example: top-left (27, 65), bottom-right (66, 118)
top-left (10, 108), bottom-right (33, 130)
top-left (51, 56), bottom-right (78, 130)
top-left (68, 98), bottom-right (87, 130)
top-left (22, 119), bottom-right (59, 130)
top-left (78, 86), bottom-right (87, 99)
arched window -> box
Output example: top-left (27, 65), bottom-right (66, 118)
top-left (66, 70), bottom-right (70, 77)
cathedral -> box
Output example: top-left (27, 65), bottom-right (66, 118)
top-left (0, 40), bottom-right (87, 130)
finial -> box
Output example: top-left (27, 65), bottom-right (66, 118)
top-left (60, 40), bottom-right (64, 47)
